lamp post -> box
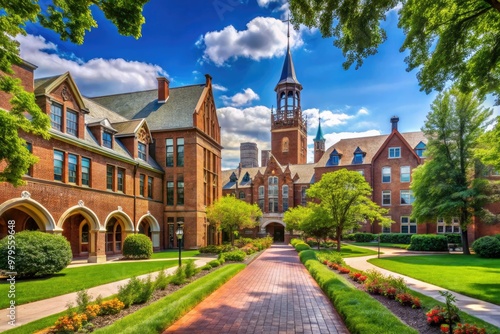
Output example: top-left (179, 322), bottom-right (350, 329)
top-left (176, 224), bottom-right (184, 267)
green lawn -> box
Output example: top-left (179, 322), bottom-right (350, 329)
top-left (151, 250), bottom-right (200, 259)
top-left (369, 255), bottom-right (500, 305)
top-left (352, 242), bottom-right (409, 249)
top-left (0, 260), bottom-right (178, 308)
top-left (316, 244), bottom-right (379, 258)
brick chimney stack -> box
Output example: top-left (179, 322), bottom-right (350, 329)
top-left (157, 77), bottom-right (170, 103)
top-left (390, 116), bottom-right (399, 132)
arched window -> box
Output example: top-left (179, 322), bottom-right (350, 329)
top-left (106, 218), bottom-right (123, 253)
top-left (80, 222), bottom-right (89, 253)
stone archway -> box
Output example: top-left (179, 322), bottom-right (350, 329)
top-left (104, 210), bottom-right (134, 255)
top-left (261, 221), bottom-right (286, 243)
top-left (137, 213), bottom-right (161, 249)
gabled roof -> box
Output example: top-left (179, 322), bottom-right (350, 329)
top-left (90, 84), bottom-right (206, 131)
top-left (34, 72), bottom-right (86, 111)
top-left (112, 119), bottom-right (145, 137)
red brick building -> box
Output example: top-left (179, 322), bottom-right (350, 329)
top-left (0, 60), bottom-right (221, 262)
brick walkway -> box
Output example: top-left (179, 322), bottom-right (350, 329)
top-left (163, 244), bottom-right (348, 334)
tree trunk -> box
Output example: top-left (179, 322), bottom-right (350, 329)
top-left (461, 229), bottom-right (470, 255)
top-left (336, 226), bottom-right (342, 252)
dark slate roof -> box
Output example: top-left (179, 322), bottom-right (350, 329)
top-left (277, 46), bottom-right (300, 86)
top-left (89, 84), bottom-right (206, 131)
top-left (83, 97), bottom-right (129, 123)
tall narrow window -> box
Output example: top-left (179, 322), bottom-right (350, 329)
top-left (282, 185), bottom-right (289, 211)
top-left (177, 175), bottom-right (184, 205)
top-left (268, 176), bottom-right (278, 212)
top-left (176, 138), bottom-right (184, 167)
top-left (166, 138), bottom-right (174, 167)
top-left (81, 157), bottom-right (90, 186)
top-left (138, 142), bottom-right (146, 160)
top-left (106, 165), bottom-right (114, 190)
top-left (103, 131), bottom-right (112, 148)
top-left (147, 176), bottom-right (153, 198)
top-left (54, 150), bottom-right (64, 181)
top-left (382, 167), bottom-right (391, 183)
top-left (166, 181), bottom-right (174, 205)
top-left (51, 103), bottom-right (63, 131)
top-left (301, 187), bottom-right (307, 206)
top-left (258, 186), bottom-right (265, 211)
top-left (400, 166), bottom-right (410, 182)
top-left (382, 190), bottom-right (391, 206)
top-left (68, 154), bottom-right (77, 183)
top-left (26, 142), bottom-right (33, 176)
top-left (139, 174), bottom-right (145, 196)
top-left (66, 109), bottom-right (78, 136)
top-left (117, 168), bottom-right (125, 192)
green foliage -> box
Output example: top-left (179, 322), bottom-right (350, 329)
top-left (378, 233), bottom-right (412, 244)
top-left (184, 260), bottom-right (197, 278)
top-left (201, 264), bottom-right (212, 271)
top-left (76, 290), bottom-right (92, 313)
top-left (443, 234), bottom-right (462, 245)
top-left (0, 231), bottom-right (72, 278)
top-left (208, 260), bottom-right (221, 268)
top-left (117, 276), bottom-right (155, 307)
top-left (198, 244), bottom-right (234, 254)
top-left (0, 0), bottom-right (149, 186)
top-left (471, 236), bottom-right (500, 258)
top-left (411, 88), bottom-right (493, 254)
top-left (221, 250), bottom-right (246, 262)
top-left (439, 290), bottom-right (461, 325)
top-left (122, 234), bottom-right (153, 259)
top-left (293, 240), bottom-right (311, 252)
top-left (98, 299), bottom-right (124, 316)
top-left (351, 233), bottom-right (376, 242)
top-left (476, 116), bottom-right (500, 171)
top-left (217, 254), bottom-right (226, 264)
top-left (298, 250), bottom-right (417, 334)
top-left (289, 0), bottom-right (500, 103)
top-left (154, 269), bottom-right (170, 290)
top-left (170, 266), bottom-right (187, 285)
top-left (307, 169), bottom-right (391, 251)
top-left (408, 235), bottom-right (448, 251)
top-left (206, 195), bottom-right (262, 245)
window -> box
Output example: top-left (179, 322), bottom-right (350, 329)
top-left (68, 154), bottom-right (77, 183)
top-left (176, 138), bottom-right (184, 167)
top-left (147, 176), bottom-right (153, 198)
top-left (167, 181), bottom-right (174, 205)
top-left (166, 139), bottom-right (174, 166)
top-left (138, 142), bottom-right (146, 160)
top-left (106, 165), bottom-right (114, 190)
top-left (258, 186), bottom-right (264, 211)
top-left (382, 167), bottom-right (391, 183)
top-left (353, 147), bottom-right (364, 164)
top-left (242, 172), bottom-right (250, 183)
top-left (400, 190), bottom-right (415, 205)
top-left (51, 103), bottom-right (62, 131)
top-left (437, 218), bottom-right (461, 233)
top-left (382, 226), bottom-right (391, 234)
top-left (326, 149), bottom-right (340, 166)
top-left (103, 132), bottom-right (112, 148)
top-left (301, 186), bottom-right (307, 206)
top-left (117, 168), bottom-right (125, 192)
top-left (54, 150), bottom-right (64, 181)
top-left (382, 190), bottom-right (391, 206)
top-left (177, 175), bottom-right (184, 205)
top-left (26, 142), bottom-right (33, 176)
top-left (282, 137), bottom-right (289, 153)
top-left (239, 191), bottom-right (245, 199)
top-left (389, 147), bottom-right (401, 158)
top-left (140, 174), bottom-right (145, 197)
top-left (268, 176), bottom-right (278, 212)
top-left (400, 166), bottom-right (410, 183)
top-left (81, 157), bottom-right (90, 186)
top-left (66, 109), bottom-right (78, 136)
top-left (415, 141), bottom-right (426, 157)
top-left (401, 216), bottom-right (417, 234)
top-left (357, 170), bottom-right (365, 177)
top-left (283, 185), bottom-right (289, 211)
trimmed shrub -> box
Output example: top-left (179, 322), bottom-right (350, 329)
top-left (444, 234), bottom-right (462, 245)
top-left (378, 233), bottom-right (412, 244)
top-left (0, 231), bottom-right (72, 278)
top-left (208, 260), bottom-right (221, 268)
top-left (154, 269), bottom-right (170, 290)
top-left (408, 234), bottom-right (448, 251)
top-left (222, 250), bottom-right (246, 262)
top-left (471, 236), bottom-right (500, 258)
top-left (184, 260), bottom-right (197, 278)
top-left (198, 244), bottom-right (233, 254)
top-left (201, 264), bottom-right (212, 270)
top-left (353, 232), bottom-right (376, 242)
top-left (122, 234), bottom-right (153, 259)
top-left (170, 265), bottom-right (187, 285)
top-left (293, 240), bottom-right (311, 252)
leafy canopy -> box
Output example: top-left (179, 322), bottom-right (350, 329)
top-left (306, 169), bottom-right (391, 251)
top-left (206, 195), bottom-right (262, 245)
top-left (411, 87), bottom-right (494, 254)
top-left (0, 0), bottom-right (149, 186)
top-left (289, 0), bottom-right (500, 102)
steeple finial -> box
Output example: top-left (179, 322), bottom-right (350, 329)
top-left (315, 116), bottom-right (325, 142)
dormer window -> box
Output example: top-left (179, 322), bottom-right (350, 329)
top-left (242, 172), bottom-right (250, 183)
top-left (138, 142), bottom-right (147, 160)
top-left (50, 103), bottom-right (63, 131)
top-left (326, 149), bottom-right (341, 166)
top-left (352, 147), bottom-right (365, 164)
top-left (229, 172), bottom-right (238, 183)
top-left (415, 141), bottom-right (426, 157)
top-left (103, 131), bottom-right (113, 148)
top-left (66, 109), bottom-right (78, 136)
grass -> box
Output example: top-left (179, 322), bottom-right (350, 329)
top-left (94, 264), bottom-right (246, 334)
top-left (369, 255), bottom-right (500, 305)
top-left (351, 242), bottom-right (409, 249)
top-left (151, 250), bottom-right (200, 259)
top-left (0, 260), bottom-right (178, 308)
top-left (316, 244), bottom-right (379, 258)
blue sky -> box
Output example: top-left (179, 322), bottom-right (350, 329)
top-left (18, 0), bottom-right (498, 169)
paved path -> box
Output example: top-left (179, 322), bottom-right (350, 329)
top-left (343, 246), bottom-right (500, 328)
top-left (0, 257), bottom-right (214, 332)
top-left (163, 244), bottom-right (348, 334)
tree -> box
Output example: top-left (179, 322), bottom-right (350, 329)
top-left (206, 195), bottom-right (262, 245)
top-left (283, 204), bottom-right (310, 232)
top-left (411, 87), bottom-right (493, 255)
top-left (476, 116), bottom-right (500, 171)
top-left (289, 0), bottom-right (500, 102)
top-left (307, 169), bottom-right (391, 251)
top-left (0, 0), bottom-right (149, 186)
top-left (283, 204), bottom-right (333, 249)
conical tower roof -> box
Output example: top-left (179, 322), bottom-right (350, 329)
top-left (314, 118), bottom-right (325, 142)
top-left (277, 45), bottom-right (300, 86)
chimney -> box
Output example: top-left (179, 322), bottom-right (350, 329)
top-left (390, 116), bottom-right (399, 132)
top-left (205, 74), bottom-right (212, 87)
top-left (157, 77), bottom-right (170, 103)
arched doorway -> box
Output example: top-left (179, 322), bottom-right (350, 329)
top-left (105, 217), bottom-right (124, 254)
top-left (137, 214), bottom-right (161, 249)
top-left (266, 222), bottom-right (285, 243)
top-left (61, 214), bottom-right (92, 258)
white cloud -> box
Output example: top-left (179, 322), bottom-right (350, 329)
top-left (199, 16), bottom-right (303, 66)
top-left (357, 108), bottom-right (369, 115)
top-left (221, 88), bottom-right (260, 106)
top-left (303, 108), bottom-right (354, 128)
top-left (212, 83), bottom-right (228, 92)
top-left (17, 34), bottom-right (168, 96)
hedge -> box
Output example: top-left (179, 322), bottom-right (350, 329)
top-left (123, 234), bottom-right (153, 259)
top-left (378, 233), bottom-right (412, 244)
top-left (472, 236), bottom-right (500, 258)
top-left (408, 234), bottom-right (448, 251)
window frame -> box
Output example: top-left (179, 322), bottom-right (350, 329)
top-left (382, 166), bottom-right (391, 183)
top-left (382, 190), bottom-right (391, 206)
top-left (400, 190), bottom-right (414, 205)
top-left (54, 150), bottom-right (64, 181)
top-left (68, 153), bottom-right (77, 184)
top-left (81, 157), bottom-right (90, 186)
top-left (400, 166), bottom-right (411, 183)
top-left (138, 142), bottom-right (147, 160)
top-left (50, 103), bottom-right (63, 131)
top-left (166, 181), bottom-right (174, 205)
top-left (106, 165), bottom-right (114, 190)
top-left (139, 174), bottom-right (145, 197)
top-left (176, 138), bottom-right (184, 167)
top-left (147, 176), bottom-right (153, 199)
top-left (66, 109), bottom-right (78, 137)
top-left (177, 175), bottom-right (184, 205)
top-left (388, 147), bottom-right (401, 159)
top-left (401, 216), bottom-right (417, 234)
top-left (117, 168), bottom-right (125, 192)
top-left (103, 131), bottom-right (113, 149)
